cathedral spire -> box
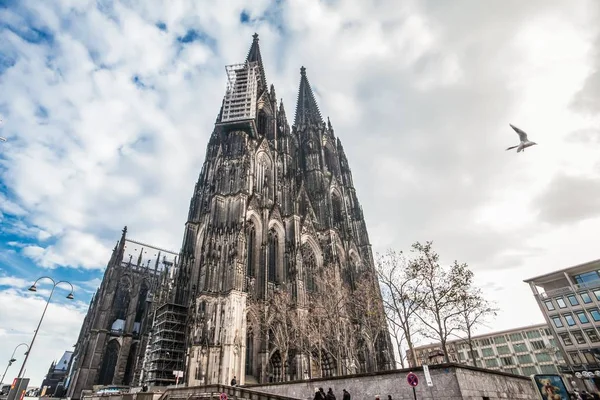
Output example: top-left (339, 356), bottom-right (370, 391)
top-left (294, 66), bottom-right (323, 127)
top-left (246, 33), bottom-right (267, 90)
top-left (115, 226), bottom-right (127, 266)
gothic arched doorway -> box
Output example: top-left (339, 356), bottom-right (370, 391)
top-left (98, 340), bottom-right (120, 385)
top-left (268, 350), bottom-right (282, 382)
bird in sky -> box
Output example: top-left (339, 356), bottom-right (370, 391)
top-left (506, 124), bottom-right (537, 153)
top-left (0, 137), bottom-right (6, 142)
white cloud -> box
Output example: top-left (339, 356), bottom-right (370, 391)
top-left (0, 288), bottom-right (86, 386)
top-left (0, 0), bottom-right (599, 362)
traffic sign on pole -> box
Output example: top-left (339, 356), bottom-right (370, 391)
top-left (407, 372), bottom-right (419, 387)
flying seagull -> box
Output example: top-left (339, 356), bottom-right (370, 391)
top-left (0, 137), bottom-right (6, 142)
top-left (506, 124), bottom-right (537, 153)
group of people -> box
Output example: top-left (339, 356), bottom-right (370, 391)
top-left (313, 387), bottom-right (351, 400)
top-left (313, 387), bottom-right (392, 400)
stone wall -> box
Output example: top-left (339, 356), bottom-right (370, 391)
top-left (244, 363), bottom-right (539, 400)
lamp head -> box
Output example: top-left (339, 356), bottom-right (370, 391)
top-left (28, 285), bottom-right (37, 292)
top-left (66, 293), bottom-right (74, 300)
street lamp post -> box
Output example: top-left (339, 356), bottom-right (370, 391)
top-left (1, 343), bottom-right (29, 385)
top-left (14, 277), bottom-right (74, 381)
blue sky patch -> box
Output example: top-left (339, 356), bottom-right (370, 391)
top-left (156, 22), bottom-right (167, 31)
top-left (176, 29), bottom-right (217, 50)
top-left (240, 10), bottom-right (251, 24)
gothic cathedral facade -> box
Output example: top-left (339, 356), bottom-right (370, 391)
top-left (176, 34), bottom-right (392, 385)
top-left (66, 34), bottom-right (392, 398)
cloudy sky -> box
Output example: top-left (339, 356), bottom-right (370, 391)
top-left (1, 0), bottom-right (600, 384)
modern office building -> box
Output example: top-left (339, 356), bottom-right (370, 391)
top-left (525, 259), bottom-right (600, 389)
top-left (407, 323), bottom-right (565, 377)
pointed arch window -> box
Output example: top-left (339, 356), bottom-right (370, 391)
top-left (268, 230), bottom-right (277, 282)
top-left (247, 224), bottom-right (256, 277)
top-left (98, 340), bottom-right (120, 385)
top-left (331, 192), bottom-right (343, 227)
top-left (302, 244), bottom-right (317, 292)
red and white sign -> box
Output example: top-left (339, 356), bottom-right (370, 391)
top-left (407, 372), bottom-right (419, 387)
top-left (220, 393), bottom-right (228, 400)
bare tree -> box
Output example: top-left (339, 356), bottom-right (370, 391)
top-left (348, 272), bottom-right (391, 372)
top-left (246, 286), bottom-right (299, 381)
top-left (408, 241), bottom-right (474, 363)
top-left (376, 250), bottom-right (423, 368)
top-left (458, 287), bottom-right (498, 367)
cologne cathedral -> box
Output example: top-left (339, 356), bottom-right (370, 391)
top-left (66, 34), bottom-right (392, 399)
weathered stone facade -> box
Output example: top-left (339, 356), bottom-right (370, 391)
top-left (176, 34), bottom-right (393, 386)
top-left (67, 228), bottom-right (178, 399)
top-left (245, 363), bottom-right (539, 400)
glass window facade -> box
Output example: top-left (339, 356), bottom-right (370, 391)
top-left (500, 356), bottom-right (514, 366)
top-left (544, 300), bottom-right (555, 311)
top-left (536, 353), bottom-right (552, 362)
top-left (496, 345), bottom-right (510, 355)
top-left (526, 330), bottom-right (541, 339)
top-left (581, 292), bottom-right (593, 304)
top-left (494, 335), bottom-right (506, 344)
top-left (482, 348), bottom-right (494, 357)
top-left (567, 295), bottom-right (579, 306)
top-left (576, 311), bottom-right (590, 324)
top-left (574, 271), bottom-right (600, 285)
top-left (509, 333), bottom-right (523, 342)
top-left (522, 366), bottom-right (538, 376)
top-left (485, 358), bottom-right (498, 368)
top-left (552, 316), bottom-right (564, 328)
top-left (531, 340), bottom-right (545, 350)
top-left (589, 308), bottom-right (600, 321)
top-left (556, 298), bottom-right (567, 309)
top-left (540, 365), bottom-right (558, 374)
top-left (564, 314), bottom-right (576, 326)
top-left (517, 354), bottom-right (533, 363)
top-left (513, 343), bottom-right (528, 353)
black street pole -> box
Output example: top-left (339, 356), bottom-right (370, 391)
top-left (412, 386), bottom-right (417, 400)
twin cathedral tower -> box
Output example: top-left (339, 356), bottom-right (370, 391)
top-left (66, 34), bottom-right (393, 398)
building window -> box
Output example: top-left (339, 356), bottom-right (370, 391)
top-left (501, 356), bottom-right (514, 366)
top-left (469, 349), bottom-right (479, 360)
top-left (574, 271), bottom-right (600, 285)
top-left (594, 290), bottom-right (600, 301)
top-left (513, 343), bottom-right (528, 353)
top-left (540, 364), bottom-right (557, 374)
top-left (552, 316), bottom-right (564, 328)
top-left (536, 353), bottom-right (552, 362)
top-left (482, 348), bottom-right (494, 357)
top-left (576, 311), bottom-right (590, 324)
top-left (556, 298), bottom-right (567, 309)
top-left (531, 340), bottom-right (546, 351)
top-left (458, 352), bottom-right (464, 361)
top-left (580, 292), bottom-right (593, 304)
top-left (544, 328), bottom-right (552, 336)
top-left (549, 338), bottom-right (557, 347)
top-left (583, 352), bottom-right (597, 364)
top-left (526, 330), bottom-right (541, 339)
top-left (572, 330), bottom-right (587, 345)
top-left (564, 314), bottom-right (576, 326)
top-left (567, 295), bottom-right (580, 306)
top-left (496, 345), bottom-right (510, 355)
top-left (584, 329), bottom-right (600, 343)
top-left (559, 333), bottom-right (573, 346)
top-left (509, 333), bottom-right (524, 342)
top-left (522, 366), bottom-right (538, 376)
top-left (517, 354), bottom-right (533, 364)
top-left (479, 338), bottom-right (492, 346)
top-left (494, 335), bottom-right (506, 344)
top-left (544, 300), bottom-right (555, 311)
top-left (485, 359), bottom-right (498, 368)
top-left (569, 352), bottom-right (582, 364)
top-left (589, 308), bottom-right (600, 321)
